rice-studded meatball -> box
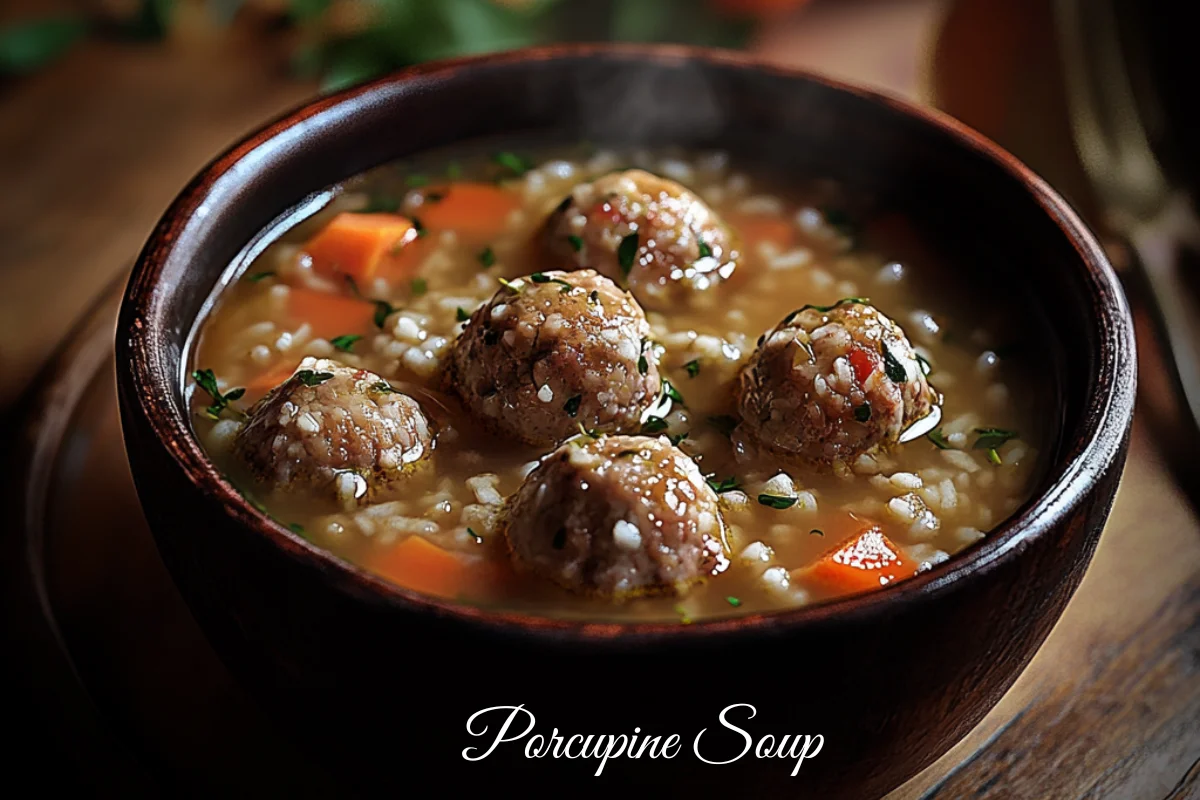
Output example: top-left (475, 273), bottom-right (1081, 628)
top-left (234, 357), bottom-right (435, 503)
top-left (543, 169), bottom-right (739, 310)
top-left (736, 300), bottom-right (938, 467)
top-left (505, 434), bottom-right (730, 599)
top-left (448, 270), bottom-right (661, 447)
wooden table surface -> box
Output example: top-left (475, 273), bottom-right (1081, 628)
top-left (1, 1), bottom-right (1196, 797)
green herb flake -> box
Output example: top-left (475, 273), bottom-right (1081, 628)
top-left (372, 300), bottom-right (396, 328)
top-left (563, 395), bottom-right (582, 418)
top-left (791, 297), bottom-right (871, 319)
top-left (927, 428), bottom-right (952, 450)
top-left (295, 369), bottom-right (334, 387)
top-left (986, 448), bottom-right (1003, 466)
top-left (567, 234), bottom-right (584, 253)
top-left (244, 270), bottom-right (276, 283)
top-left (641, 415), bottom-right (669, 434)
top-left (758, 494), bottom-right (799, 510)
top-left (973, 427), bottom-right (1019, 451)
top-left (684, 359), bottom-right (701, 378)
top-left (330, 334), bottom-right (362, 353)
top-left (410, 277), bottom-right (428, 296)
top-left (880, 343), bottom-right (908, 383)
top-left (617, 232), bottom-right (639, 278)
top-left (530, 272), bottom-right (573, 293)
top-left (707, 415), bottom-right (739, 436)
top-left (191, 368), bottom-right (246, 420)
top-left (478, 246), bottom-right (496, 269)
top-left (455, 307), bottom-right (471, 323)
top-left (915, 352), bottom-right (933, 376)
top-left (466, 527), bottom-right (483, 543)
top-left (674, 604), bottom-right (693, 625)
top-left (663, 381), bottom-right (685, 405)
top-left (706, 475), bottom-right (741, 494)
top-left (667, 432), bottom-right (688, 447)
top-left (493, 151), bottom-right (530, 177)
top-left (370, 381), bottom-right (394, 394)
top-left (726, 596), bottom-right (742, 607)
top-left (854, 403), bottom-right (871, 423)
top-left (697, 240), bottom-right (713, 259)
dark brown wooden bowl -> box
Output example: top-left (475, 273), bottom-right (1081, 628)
top-left (116, 44), bottom-right (1135, 798)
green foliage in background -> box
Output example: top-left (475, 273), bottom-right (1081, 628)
top-left (0, 0), bottom-right (753, 89)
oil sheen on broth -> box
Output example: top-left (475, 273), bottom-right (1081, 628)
top-left (190, 144), bottom-right (1045, 622)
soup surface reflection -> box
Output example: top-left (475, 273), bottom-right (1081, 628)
top-left (190, 144), bottom-right (1047, 621)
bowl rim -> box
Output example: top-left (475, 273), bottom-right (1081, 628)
top-left (119, 42), bottom-right (1136, 645)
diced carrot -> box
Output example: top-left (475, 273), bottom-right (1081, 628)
top-left (244, 361), bottom-right (298, 401)
top-left (303, 212), bottom-right (419, 283)
top-left (799, 521), bottom-right (919, 596)
top-left (727, 212), bottom-right (797, 250)
top-left (416, 182), bottom-right (521, 241)
top-left (286, 286), bottom-right (373, 341)
top-left (372, 536), bottom-right (478, 599)
top-left (848, 345), bottom-right (879, 384)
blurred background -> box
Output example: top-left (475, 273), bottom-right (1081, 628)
top-left (1, 1), bottom-right (1197, 796)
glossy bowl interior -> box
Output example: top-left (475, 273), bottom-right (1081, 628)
top-left (117, 45), bottom-right (1134, 797)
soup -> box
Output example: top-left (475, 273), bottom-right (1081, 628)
top-left (189, 144), bottom-right (1047, 622)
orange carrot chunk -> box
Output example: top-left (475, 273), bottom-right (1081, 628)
top-left (303, 212), bottom-right (419, 282)
top-left (800, 523), bottom-right (920, 596)
top-left (373, 536), bottom-right (476, 599)
top-left (244, 361), bottom-right (298, 401)
top-left (417, 182), bottom-right (521, 240)
top-left (286, 286), bottom-right (373, 341)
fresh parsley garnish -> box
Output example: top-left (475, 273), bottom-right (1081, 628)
top-left (881, 343), bottom-right (908, 383)
top-left (567, 234), bottom-right (584, 253)
top-left (478, 246), bottom-right (496, 269)
top-left (191, 368), bottom-right (245, 420)
top-left (455, 307), bottom-right (471, 322)
top-left (330, 334), bottom-right (362, 353)
top-left (973, 428), bottom-right (1019, 451)
top-left (244, 270), bottom-right (275, 283)
top-left (563, 395), bottom-right (582, 418)
top-left (370, 381), bottom-right (394, 394)
top-left (493, 151), bottom-right (530, 176)
top-left (466, 527), bottom-right (483, 543)
top-left (617, 232), bottom-right (639, 278)
top-left (785, 297), bottom-right (871, 323)
top-left (758, 494), bottom-right (798, 510)
top-left (927, 428), bottom-right (951, 450)
top-left (530, 272), bottom-right (573, 293)
top-left (986, 448), bottom-right (1003, 466)
top-left (410, 278), bottom-right (428, 296)
top-left (726, 596), bottom-right (741, 607)
top-left (707, 415), bottom-right (738, 436)
top-left (854, 403), bottom-right (871, 422)
top-left (663, 380), bottom-right (685, 405)
top-left (706, 475), bottom-right (740, 494)
top-left (295, 369), bottom-right (334, 387)
top-left (638, 339), bottom-right (649, 375)
top-left (641, 415), bottom-right (669, 434)
top-left (697, 240), bottom-right (713, 259)
top-left (372, 300), bottom-right (395, 328)
top-left (684, 359), bottom-right (700, 378)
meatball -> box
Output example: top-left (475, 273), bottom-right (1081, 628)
top-left (447, 269), bottom-right (661, 447)
top-left (505, 434), bottom-right (730, 599)
top-left (234, 357), bottom-right (435, 502)
top-left (543, 169), bottom-right (739, 309)
top-left (736, 300), bottom-right (938, 467)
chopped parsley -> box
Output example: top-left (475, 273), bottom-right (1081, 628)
top-left (725, 596), bottom-right (742, 607)
top-left (244, 270), bottom-right (275, 283)
top-left (330, 334), bottom-right (362, 353)
top-left (758, 494), bottom-right (798, 510)
top-left (551, 527), bottom-right (567, 550)
top-left (880, 342), bottom-right (908, 383)
top-left (973, 427), bottom-right (1019, 450)
top-left (530, 272), bottom-right (573, 293)
top-left (574, 423), bottom-right (603, 440)
top-left (638, 339), bottom-right (649, 375)
top-left (707, 415), bottom-right (738, 436)
top-left (410, 278), bottom-right (428, 296)
top-left (697, 240), bottom-right (713, 259)
top-left (466, 527), bottom-right (483, 543)
top-left (455, 307), bottom-right (471, 322)
top-left (191, 368), bottom-right (245, 420)
top-left (295, 369), bottom-right (334, 387)
top-left (821, 206), bottom-right (858, 245)
top-left (563, 395), bottom-right (582, 418)
top-left (786, 297), bottom-right (871, 322)
top-left (372, 300), bottom-right (395, 328)
top-left (617, 232), bottom-right (639, 278)
top-left (684, 359), bottom-right (701, 378)
top-left (706, 475), bottom-right (741, 494)
top-left (567, 234), bottom-right (584, 253)
top-left (370, 381), bottom-right (394, 394)
top-left (915, 352), bottom-right (933, 376)
top-left (478, 246), bottom-right (496, 268)
top-left (641, 415), bottom-right (669, 434)
top-left (986, 448), bottom-right (1003, 466)
top-left (493, 151), bottom-right (530, 177)
top-left (927, 428), bottom-right (952, 450)
top-left (663, 380), bottom-right (685, 405)
top-left (854, 403), bottom-right (871, 422)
